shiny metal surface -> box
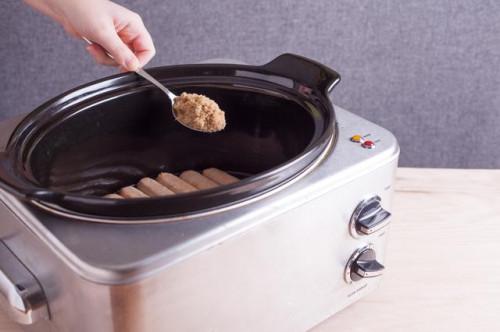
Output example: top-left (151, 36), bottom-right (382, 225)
top-left (0, 106), bottom-right (398, 284)
top-left (0, 241), bottom-right (49, 325)
top-left (0, 106), bottom-right (399, 332)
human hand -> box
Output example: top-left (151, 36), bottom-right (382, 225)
top-left (24, 0), bottom-right (155, 71)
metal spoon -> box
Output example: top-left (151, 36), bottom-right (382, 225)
top-left (82, 38), bottom-right (202, 132)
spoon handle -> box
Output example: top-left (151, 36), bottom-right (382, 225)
top-left (82, 37), bottom-right (177, 101)
top-left (135, 68), bottom-right (177, 100)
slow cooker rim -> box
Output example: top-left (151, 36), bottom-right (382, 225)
top-left (13, 79), bottom-right (334, 194)
top-left (0, 54), bottom-right (340, 219)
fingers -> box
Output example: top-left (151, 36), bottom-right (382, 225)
top-left (85, 44), bottom-right (117, 66)
top-left (117, 14), bottom-right (156, 68)
top-left (92, 24), bottom-right (141, 71)
top-left (132, 34), bottom-right (156, 68)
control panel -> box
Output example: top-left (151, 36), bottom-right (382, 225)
top-left (345, 195), bottom-right (392, 283)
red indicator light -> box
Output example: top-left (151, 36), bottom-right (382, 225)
top-left (362, 140), bottom-right (376, 149)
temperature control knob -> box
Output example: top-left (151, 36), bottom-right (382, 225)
top-left (345, 246), bottom-right (385, 283)
top-left (350, 196), bottom-right (391, 237)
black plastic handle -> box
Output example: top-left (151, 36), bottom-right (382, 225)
top-left (0, 152), bottom-right (63, 202)
top-left (261, 53), bottom-right (341, 94)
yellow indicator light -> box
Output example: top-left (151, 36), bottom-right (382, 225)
top-left (350, 135), bottom-right (364, 143)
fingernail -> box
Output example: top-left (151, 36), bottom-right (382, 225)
top-left (125, 57), bottom-right (140, 71)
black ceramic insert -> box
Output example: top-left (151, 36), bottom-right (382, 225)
top-left (0, 54), bottom-right (340, 219)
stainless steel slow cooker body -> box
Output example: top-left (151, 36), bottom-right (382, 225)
top-left (0, 54), bottom-right (340, 220)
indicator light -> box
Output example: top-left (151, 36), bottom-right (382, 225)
top-left (362, 140), bottom-right (376, 149)
top-left (350, 135), bottom-right (364, 143)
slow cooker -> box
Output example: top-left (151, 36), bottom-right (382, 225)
top-left (0, 54), bottom-right (399, 331)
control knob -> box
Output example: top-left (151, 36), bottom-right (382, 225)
top-left (345, 246), bottom-right (385, 283)
top-left (350, 196), bottom-right (391, 237)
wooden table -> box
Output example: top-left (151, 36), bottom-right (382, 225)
top-left (315, 168), bottom-right (500, 331)
top-left (1, 168), bottom-right (499, 331)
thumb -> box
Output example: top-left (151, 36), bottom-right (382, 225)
top-left (94, 29), bottom-right (140, 71)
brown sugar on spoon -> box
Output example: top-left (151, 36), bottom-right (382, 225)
top-left (173, 93), bottom-right (226, 133)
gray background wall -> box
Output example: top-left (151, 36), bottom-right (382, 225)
top-left (1, 1), bottom-right (499, 168)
